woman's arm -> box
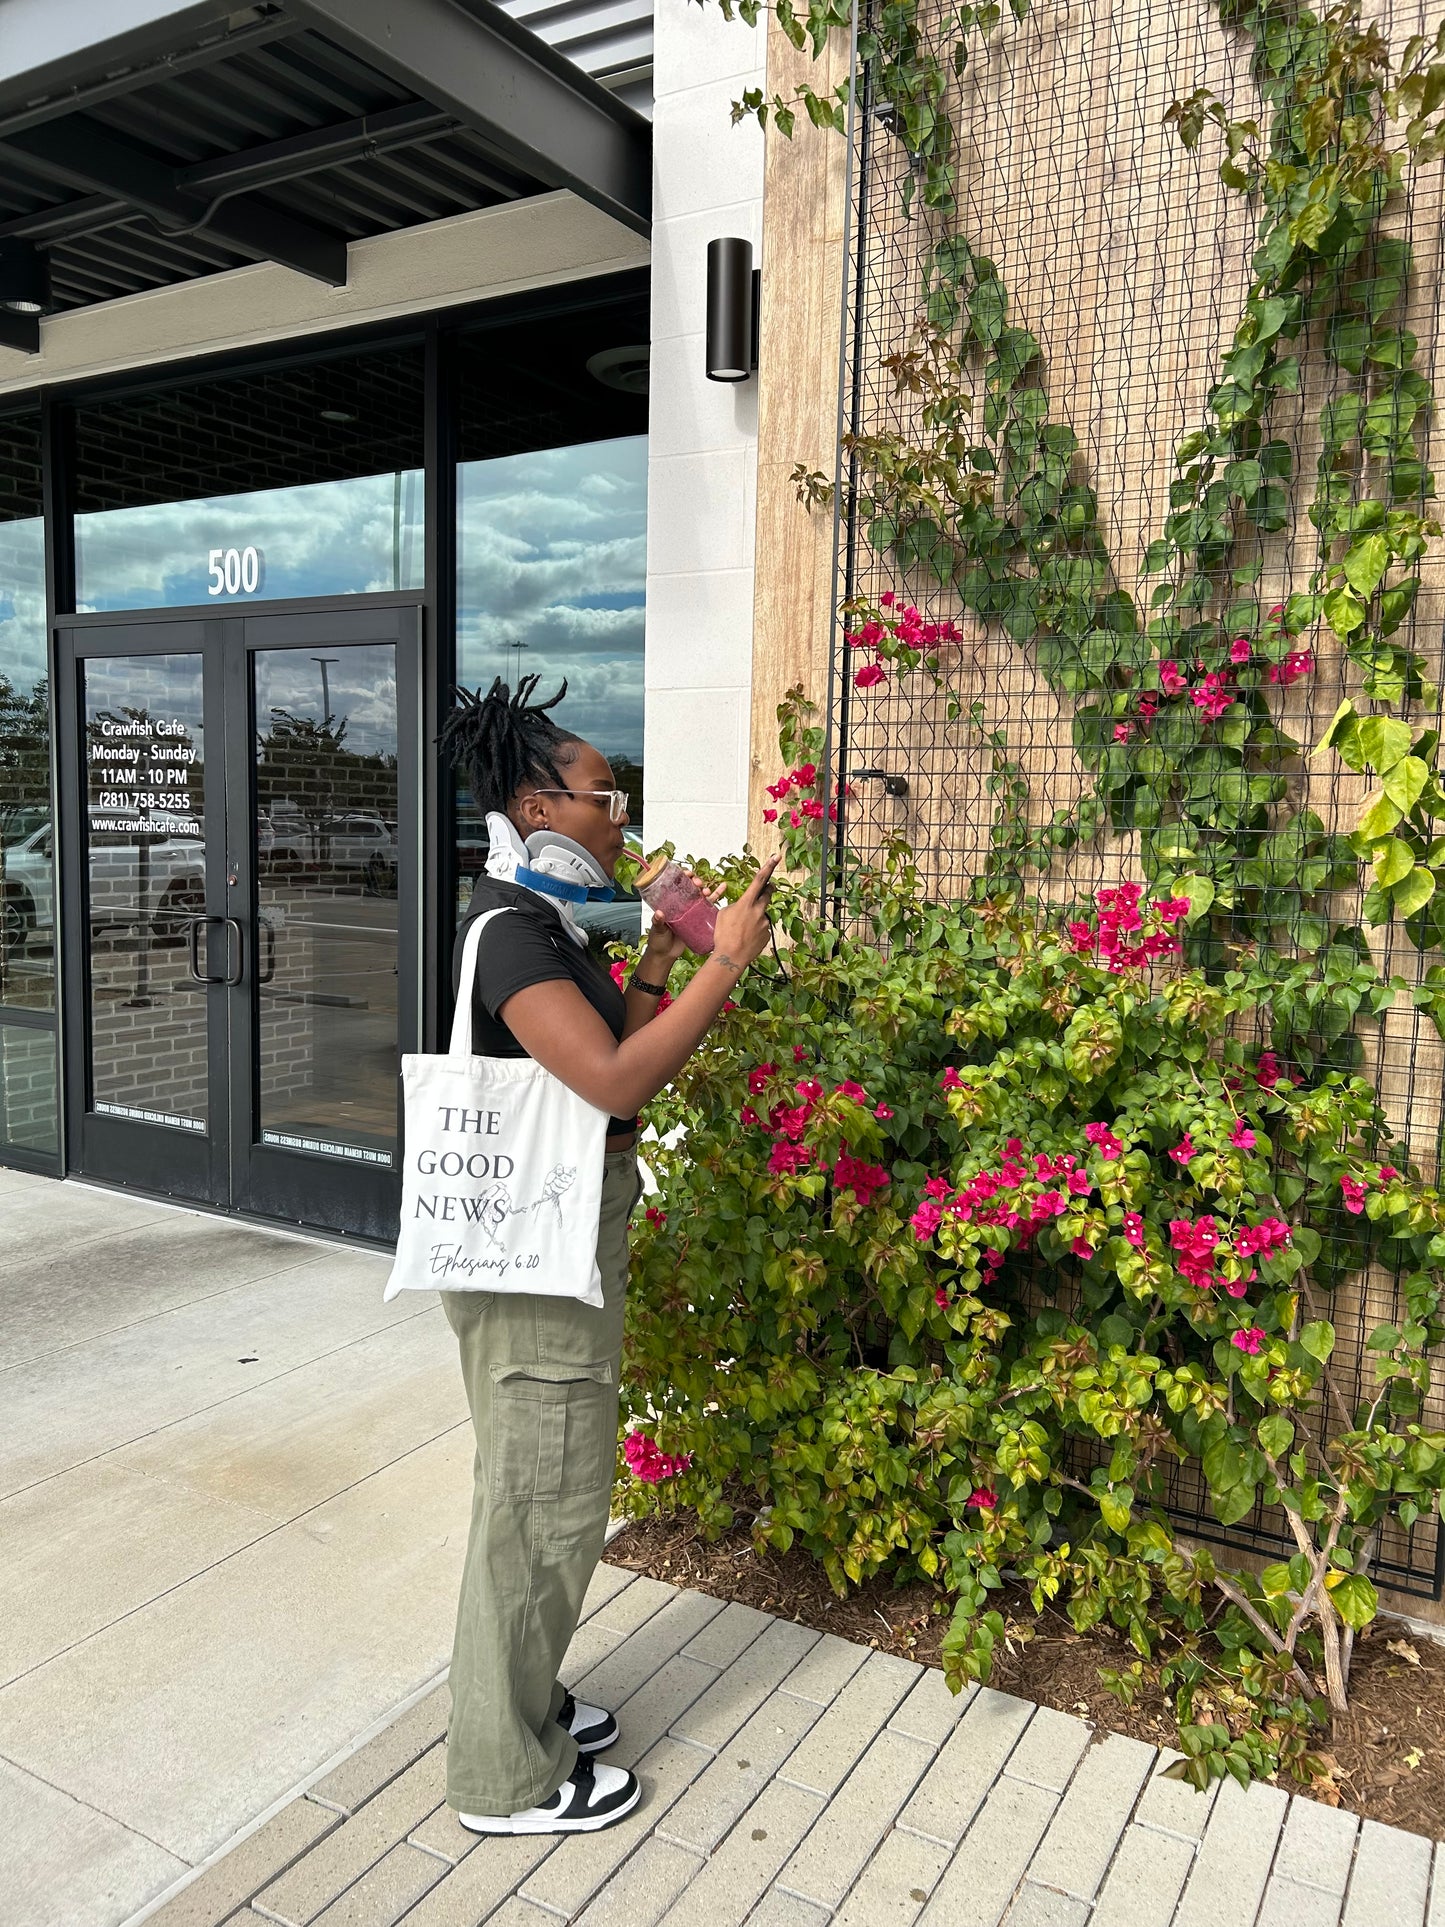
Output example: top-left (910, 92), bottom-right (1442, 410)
top-left (501, 859), bottom-right (778, 1117)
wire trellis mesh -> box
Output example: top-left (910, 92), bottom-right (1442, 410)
top-left (826, 0), bottom-right (1445, 1597)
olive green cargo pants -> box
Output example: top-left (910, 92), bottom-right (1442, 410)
top-left (441, 1148), bottom-right (641, 1815)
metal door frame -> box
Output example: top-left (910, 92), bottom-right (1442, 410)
top-left (54, 596), bottom-right (422, 1238)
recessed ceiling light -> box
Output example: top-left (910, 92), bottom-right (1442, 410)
top-left (319, 407), bottom-right (358, 423)
top-left (587, 345), bottom-right (649, 395)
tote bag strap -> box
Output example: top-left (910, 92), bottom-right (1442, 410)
top-left (448, 907), bottom-right (514, 1060)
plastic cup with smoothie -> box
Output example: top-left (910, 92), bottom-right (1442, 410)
top-left (636, 855), bottom-right (719, 955)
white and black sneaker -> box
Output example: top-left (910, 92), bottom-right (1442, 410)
top-left (459, 1755), bottom-right (641, 1835)
top-left (558, 1690), bottom-right (619, 1755)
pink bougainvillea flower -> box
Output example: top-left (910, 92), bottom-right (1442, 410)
top-left (1113, 722), bottom-right (1133, 743)
top-left (1153, 897), bottom-right (1190, 922)
top-left (934, 1287), bottom-right (950, 1308)
top-left (854, 662), bottom-right (888, 689)
top-left (768, 1141), bottom-right (814, 1177)
top-left (875, 1102), bottom-right (894, 1120)
top-left (833, 1151), bottom-right (891, 1207)
top-left (740, 1105), bottom-right (760, 1127)
top-left (1122, 1211), bottom-right (1146, 1248)
top-left (1379, 1164), bottom-right (1399, 1182)
top-left (623, 1431), bottom-right (692, 1483)
top-left (1229, 635), bottom-right (1252, 665)
top-left (800, 798), bottom-right (825, 820)
top-left (1169, 1134), bottom-right (1196, 1166)
top-left (923, 1176), bottom-right (955, 1200)
top-left (966, 1487), bottom-right (998, 1510)
top-left (1228, 1120), bottom-right (1257, 1151)
top-left (609, 959), bottom-right (628, 990)
top-left (763, 808), bottom-right (778, 823)
top-left (835, 1079), bottom-right (870, 1105)
top-left (941, 1067), bottom-right (965, 1091)
top-left (1255, 1051), bottom-right (1283, 1087)
top-left (1231, 1326), bottom-right (1265, 1355)
top-left (1159, 659), bottom-right (1187, 695)
top-left (1071, 1236), bottom-right (1096, 1259)
top-left (981, 1246), bottom-right (1005, 1271)
top-left (791, 1045), bottom-right (809, 1064)
top-left (793, 762), bottom-right (818, 785)
top-left (1084, 1121), bottom-right (1124, 1161)
top-left (747, 1063), bottom-right (776, 1095)
top-left (1223, 1275), bottom-right (1249, 1298)
top-left (1191, 670), bottom-right (1235, 720)
top-left (1340, 1174), bottom-right (1368, 1215)
top-left (766, 777), bottom-right (793, 800)
top-left (1067, 1169), bottom-right (1093, 1195)
top-left (911, 1199), bottom-right (944, 1241)
top-left (1266, 649), bottom-right (1314, 686)
top-left (1235, 1217), bottom-right (1291, 1258)
top-left (1137, 692), bottom-right (1159, 720)
top-left (644, 1206), bottom-right (666, 1227)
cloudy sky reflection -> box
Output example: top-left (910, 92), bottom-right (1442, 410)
top-left (457, 436), bottom-right (646, 761)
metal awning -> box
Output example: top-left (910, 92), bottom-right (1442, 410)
top-left (0, 0), bottom-right (651, 354)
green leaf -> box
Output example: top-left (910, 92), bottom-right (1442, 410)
top-left (1322, 588), bottom-right (1366, 638)
top-left (1327, 1571), bottom-right (1379, 1631)
top-left (1341, 533), bottom-right (1390, 597)
top-left (1098, 1488), bottom-right (1134, 1533)
top-left (1394, 866), bottom-right (1436, 917)
top-left (1383, 755), bottom-right (1431, 812)
top-left (1375, 839), bottom-right (1416, 888)
top-left (1301, 1320), bottom-right (1335, 1362)
top-left (1358, 715), bottom-right (1414, 773)
top-left (968, 278), bottom-right (1007, 347)
top-left (1258, 1414), bottom-right (1295, 1457)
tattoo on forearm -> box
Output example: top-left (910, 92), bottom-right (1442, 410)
top-left (712, 952), bottom-right (741, 972)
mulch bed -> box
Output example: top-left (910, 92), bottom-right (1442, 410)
top-left (607, 1511), bottom-right (1445, 1838)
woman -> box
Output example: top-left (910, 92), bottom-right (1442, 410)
top-left (438, 677), bottom-right (778, 1837)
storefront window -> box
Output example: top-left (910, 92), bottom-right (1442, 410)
top-left (72, 346), bottom-right (424, 611)
top-left (0, 405), bottom-right (58, 1159)
top-left (453, 292), bottom-right (648, 940)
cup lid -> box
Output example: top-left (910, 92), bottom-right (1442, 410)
top-left (635, 852), bottom-right (673, 889)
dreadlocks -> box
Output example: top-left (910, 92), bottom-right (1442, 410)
top-left (439, 675), bottom-right (583, 820)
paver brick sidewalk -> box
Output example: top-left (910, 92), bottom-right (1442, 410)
top-left (130, 1566), bottom-right (1443, 1927)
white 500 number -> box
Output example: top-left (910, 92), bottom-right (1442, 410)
top-left (207, 546), bottom-right (263, 596)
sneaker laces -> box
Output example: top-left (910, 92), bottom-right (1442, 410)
top-left (569, 1753), bottom-right (597, 1794)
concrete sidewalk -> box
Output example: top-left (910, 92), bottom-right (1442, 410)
top-left (128, 1565), bottom-right (1442, 1927)
top-left (0, 1167), bottom-right (474, 1927)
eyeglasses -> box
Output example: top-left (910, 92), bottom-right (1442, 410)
top-left (532, 788), bottom-right (629, 823)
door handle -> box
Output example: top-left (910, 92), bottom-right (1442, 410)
top-left (186, 915), bottom-right (244, 986)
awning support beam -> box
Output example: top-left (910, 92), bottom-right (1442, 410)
top-left (1, 116), bottom-right (349, 285)
top-left (280, 0), bottom-right (651, 236)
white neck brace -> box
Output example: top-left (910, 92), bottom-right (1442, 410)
top-left (483, 811), bottom-right (613, 948)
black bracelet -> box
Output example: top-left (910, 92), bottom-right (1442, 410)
top-left (629, 975), bottom-right (670, 996)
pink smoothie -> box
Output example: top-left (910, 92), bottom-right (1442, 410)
top-left (638, 858), bottom-right (718, 954)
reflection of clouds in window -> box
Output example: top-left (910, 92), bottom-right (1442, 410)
top-left (0, 518), bottom-right (46, 686)
top-left (253, 651), bottom-right (399, 761)
top-left (74, 472), bottom-right (423, 611)
top-left (458, 438), bottom-right (646, 759)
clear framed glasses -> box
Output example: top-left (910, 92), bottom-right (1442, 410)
top-left (532, 788), bottom-right (629, 823)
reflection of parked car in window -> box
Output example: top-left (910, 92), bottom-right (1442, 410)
top-left (263, 806), bottom-right (395, 885)
top-left (3, 823), bottom-right (53, 948)
top-left (5, 823), bottom-right (208, 944)
top-left (88, 830), bottom-right (207, 940)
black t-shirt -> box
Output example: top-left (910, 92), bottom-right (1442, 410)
top-left (453, 876), bottom-right (636, 1135)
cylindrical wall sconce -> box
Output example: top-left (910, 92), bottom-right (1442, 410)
top-left (706, 237), bottom-right (758, 382)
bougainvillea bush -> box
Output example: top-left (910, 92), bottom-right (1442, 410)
top-left (617, 692), bottom-right (1445, 1787)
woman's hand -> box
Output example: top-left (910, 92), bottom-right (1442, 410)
top-left (710, 857), bottom-right (780, 973)
top-left (639, 913), bottom-right (687, 974)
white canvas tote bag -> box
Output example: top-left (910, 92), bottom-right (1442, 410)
top-left (383, 908), bottom-right (610, 1307)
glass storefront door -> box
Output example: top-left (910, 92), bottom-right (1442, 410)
top-left (57, 603), bottom-right (420, 1240)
